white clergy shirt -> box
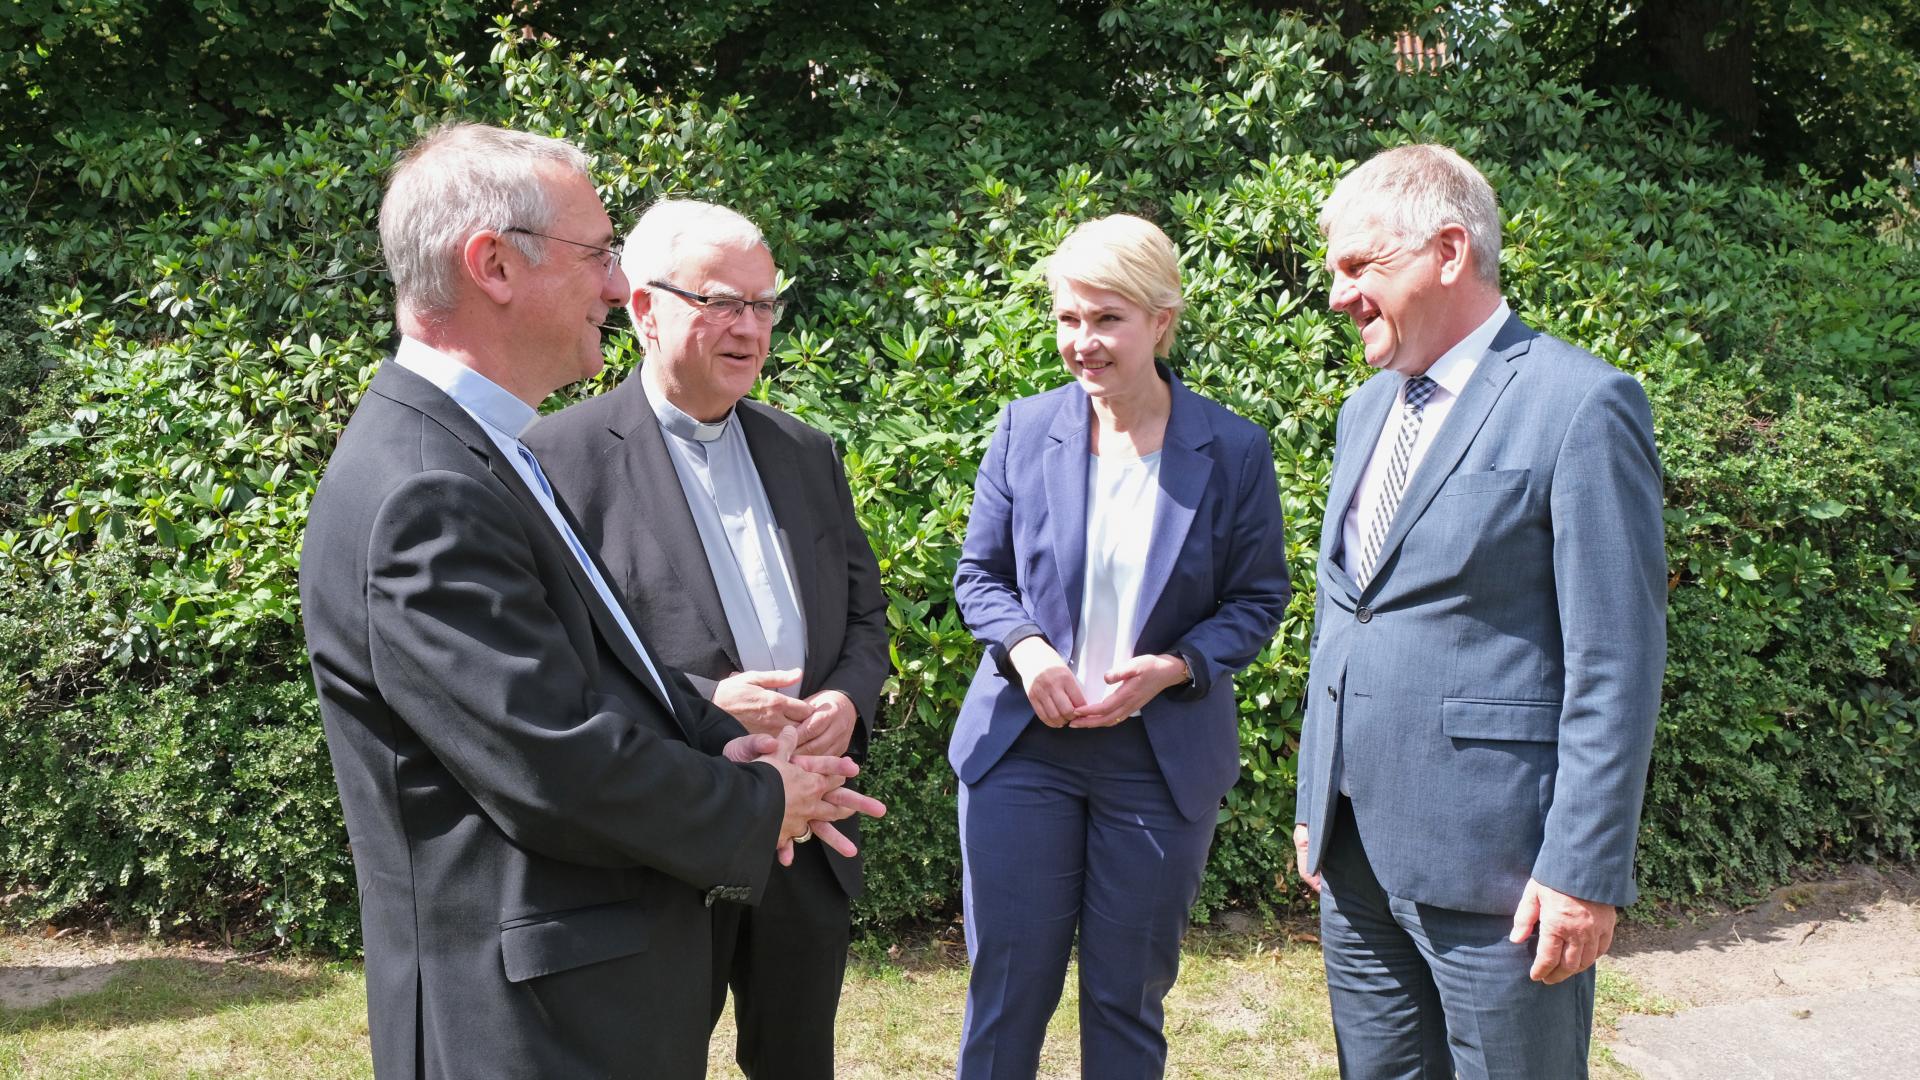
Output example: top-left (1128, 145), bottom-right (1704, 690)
top-left (644, 363), bottom-right (808, 697)
top-left (392, 336), bottom-right (675, 710)
top-left (1339, 300), bottom-right (1510, 580)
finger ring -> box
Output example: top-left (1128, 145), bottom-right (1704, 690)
top-left (795, 829), bottom-right (813, 843)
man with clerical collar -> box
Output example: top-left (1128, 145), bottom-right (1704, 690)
top-left (526, 199), bottom-right (889, 1080)
top-left (301, 125), bottom-right (881, 1080)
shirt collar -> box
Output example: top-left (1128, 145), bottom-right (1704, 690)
top-left (1421, 298), bottom-right (1510, 398)
top-left (393, 336), bottom-right (539, 439)
top-left (642, 361), bottom-right (733, 444)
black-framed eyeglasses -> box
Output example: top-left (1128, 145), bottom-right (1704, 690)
top-left (647, 280), bottom-right (788, 326)
top-left (503, 227), bottom-right (624, 282)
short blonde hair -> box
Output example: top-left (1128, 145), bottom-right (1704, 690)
top-left (1045, 214), bottom-right (1185, 357)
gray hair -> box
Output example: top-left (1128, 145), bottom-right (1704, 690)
top-left (1045, 214), bottom-right (1186, 357)
top-left (622, 199), bottom-right (769, 304)
top-left (378, 122), bottom-right (593, 320)
top-left (1319, 143), bottom-right (1502, 288)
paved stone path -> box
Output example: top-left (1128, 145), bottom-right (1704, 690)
top-left (1610, 978), bottom-right (1920, 1079)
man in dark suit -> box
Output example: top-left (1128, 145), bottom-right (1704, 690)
top-left (1293, 144), bottom-right (1667, 1078)
top-left (525, 199), bottom-right (889, 1080)
top-left (300, 124), bottom-right (880, 1080)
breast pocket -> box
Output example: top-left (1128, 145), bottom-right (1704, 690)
top-left (1437, 467), bottom-right (1530, 498)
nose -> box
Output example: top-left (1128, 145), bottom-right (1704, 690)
top-left (1328, 270), bottom-right (1358, 313)
top-left (1067, 320), bottom-right (1098, 353)
top-left (603, 263), bottom-right (629, 305)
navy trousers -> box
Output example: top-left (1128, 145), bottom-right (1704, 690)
top-left (1319, 797), bottom-right (1595, 1079)
top-left (956, 720), bottom-right (1216, 1079)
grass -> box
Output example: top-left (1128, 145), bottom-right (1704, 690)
top-left (1, 927), bottom-right (1657, 1078)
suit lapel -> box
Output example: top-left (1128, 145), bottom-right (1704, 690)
top-left (738, 402), bottom-right (821, 680)
top-left (1042, 389), bottom-right (1092, 655)
top-left (373, 363), bottom-right (681, 718)
top-left (1321, 375), bottom-right (1396, 599)
top-left (611, 376), bottom-right (741, 670)
top-left (1362, 317), bottom-right (1532, 597)
top-left (1133, 377), bottom-right (1212, 626)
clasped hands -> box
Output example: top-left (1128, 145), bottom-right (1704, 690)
top-left (716, 669), bottom-right (883, 864)
top-left (1008, 637), bottom-right (1187, 729)
top-left (1290, 824), bottom-right (1616, 985)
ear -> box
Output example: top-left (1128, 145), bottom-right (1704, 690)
top-left (629, 283), bottom-right (658, 347)
top-left (463, 231), bottom-right (515, 306)
top-left (1433, 223), bottom-right (1474, 287)
top-left (1151, 305), bottom-right (1175, 347)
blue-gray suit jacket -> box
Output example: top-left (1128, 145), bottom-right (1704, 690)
top-left (951, 370), bottom-right (1291, 822)
top-left (1294, 314), bottom-right (1666, 914)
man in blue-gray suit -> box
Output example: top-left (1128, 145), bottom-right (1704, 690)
top-left (1292, 144), bottom-right (1667, 1078)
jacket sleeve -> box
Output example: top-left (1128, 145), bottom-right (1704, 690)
top-left (952, 406), bottom-right (1046, 680)
top-left (816, 446), bottom-right (891, 749)
top-left (1531, 372), bottom-right (1667, 907)
top-left (1167, 429), bottom-right (1292, 700)
top-left (364, 467), bottom-right (783, 897)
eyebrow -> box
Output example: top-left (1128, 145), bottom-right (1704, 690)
top-left (698, 285), bottom-right (781, 301)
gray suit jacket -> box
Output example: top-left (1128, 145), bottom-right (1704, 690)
top-left (1295, 314), bottom-right (1666, 914)
top-left (300, 362), bottom-right (784, 1078)
top-left (524, 371), bottom-right (889, 897)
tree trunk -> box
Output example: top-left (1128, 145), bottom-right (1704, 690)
top-left (1627, 0), bottom-right (1759, 146)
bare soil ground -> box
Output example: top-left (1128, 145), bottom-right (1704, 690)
top-left (0, 931), bottom-right (184, 1011)
top-left (1605, 863), bottom-right (1920, 1008)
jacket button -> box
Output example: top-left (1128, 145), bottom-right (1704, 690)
top-left (1356, 605), bottom-right (1373, 623)
top-left (1326, 685), bottom-right (1338, 702)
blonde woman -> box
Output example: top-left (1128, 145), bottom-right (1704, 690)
top-left (949, 214), bottom-right (1290, 1077)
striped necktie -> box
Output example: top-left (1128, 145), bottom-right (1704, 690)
top-left (1356, 375), bottom-right (1438, 588)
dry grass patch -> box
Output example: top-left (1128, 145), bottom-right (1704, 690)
top-left (6, 924), bottom-right (1655, 1078)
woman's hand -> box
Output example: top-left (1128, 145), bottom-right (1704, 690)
top-left (1069, 653), bottom-right (1189, 728)
top-left (1009, 636), bottom-right (1086, 727)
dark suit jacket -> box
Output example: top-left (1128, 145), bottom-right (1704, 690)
top-left (300, 361), bottom-right (784, 1079)
top-left (949, 370), bottom-right (1292, 822)
top-left (1294, 314), bottom-right (1667, 915)
top-left (523, 370), bottom-right (889, 896)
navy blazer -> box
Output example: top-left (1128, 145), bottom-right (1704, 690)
top-left (949, 370), bottom-right (1291, 822)
top-left (1294, 315), bottom-right (1667, 915)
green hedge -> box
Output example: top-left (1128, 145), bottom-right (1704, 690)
top-left (2, 7), bottom-right (1916, 950)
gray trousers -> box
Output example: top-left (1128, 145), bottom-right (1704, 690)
top-left (1319, 797), bottom-right (1595, 1079)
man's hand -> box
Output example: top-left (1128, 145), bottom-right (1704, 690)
top-left (712, 668), bottom-right (813, 736)
top-left (1069, 653), bottom-right (1188, 728)
top-left (1009, 637), bottom-right (1085, 727)
top-left (1292, 823), bottom-right (1321, 894)
top-left (738, 727), bottom-right (887, 865)
top-left (795, 689), bottom-right (858, 757)
top-left (1510, 878), bottom-right (1617, 984)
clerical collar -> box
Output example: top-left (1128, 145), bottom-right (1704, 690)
top-left (642, 362), bottom-right (734, 443)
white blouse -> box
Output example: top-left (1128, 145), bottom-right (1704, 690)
top-left (1071, 449), bottom-right (1162, 707)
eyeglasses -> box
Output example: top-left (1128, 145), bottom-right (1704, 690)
top-left (647, 280), bottom-right (788, 326)
top-left (503, 227), bottom-right (624, 282)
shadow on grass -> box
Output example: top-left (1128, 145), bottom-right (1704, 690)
top-left (0, 955), bottom-right (351, 1036)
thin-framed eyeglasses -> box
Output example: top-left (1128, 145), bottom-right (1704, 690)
top-left (647, 280), bottom-right (788, 326)
top-left (503, 227), bottom-right (624, 283)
